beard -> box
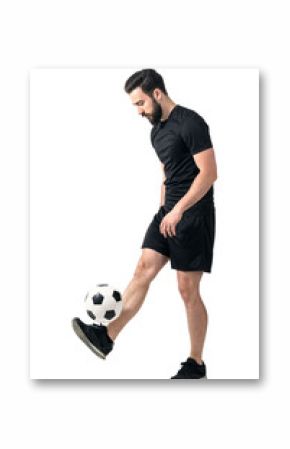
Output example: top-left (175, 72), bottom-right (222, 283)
top-left (144, 96), bottom-right (163, 125)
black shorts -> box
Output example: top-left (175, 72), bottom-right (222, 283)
top-left (141, 202), bottom-right (216, 272)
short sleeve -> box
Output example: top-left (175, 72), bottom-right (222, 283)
top-left (181, 115), bottom-right (213, 156)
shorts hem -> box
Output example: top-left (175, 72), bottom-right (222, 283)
top-left (141, 245), bottom-right (170, 259)
top-left (170, 265), bottom-right (212, 273)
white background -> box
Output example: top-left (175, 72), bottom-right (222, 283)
top-left (1, 0), bottom-right (289, 447)
top-left (30, 68), bottom-right (259, 379)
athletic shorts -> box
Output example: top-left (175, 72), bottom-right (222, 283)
top-left (141, 202), bottom-right (216, 272)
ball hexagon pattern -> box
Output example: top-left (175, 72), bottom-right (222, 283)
top-left (84, 284), bottom-right (122, 325)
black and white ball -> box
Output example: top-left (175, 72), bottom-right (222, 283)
top-left (84, 283), bottom-right (122, 325)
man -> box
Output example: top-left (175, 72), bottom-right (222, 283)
top-left (72, 68), bottom-right (217, 379)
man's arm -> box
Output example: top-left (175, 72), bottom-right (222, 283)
top-left (173, 148), bottom-right (217, 214)
top-left (160, 147), bottom-right (217, 238)
top-left (160, 163), bottom-right (166, 207)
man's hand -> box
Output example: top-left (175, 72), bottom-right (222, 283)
top-left (160, 207), bottom-right (183, 238)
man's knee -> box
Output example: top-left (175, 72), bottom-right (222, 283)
top-left (178, 273), bottom-right (202, 305)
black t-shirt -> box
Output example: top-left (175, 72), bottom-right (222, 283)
top-left (151, 104), bottom-right (214, 211)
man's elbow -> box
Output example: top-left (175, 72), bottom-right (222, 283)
top-left (202, 170), bottom-right (218, 184)
top-left (212, 170), bottom-right (218, 183)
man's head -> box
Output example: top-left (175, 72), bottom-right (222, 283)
top-left (124, 68), bottom-right (168, 125)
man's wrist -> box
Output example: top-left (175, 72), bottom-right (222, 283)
top-left (173, 203), bottom-right (186, 215)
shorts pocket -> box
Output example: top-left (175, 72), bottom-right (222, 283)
top-left (175, 212), bottom-right (202, 242)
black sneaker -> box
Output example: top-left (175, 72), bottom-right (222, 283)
top-left (171, 357), bottom-right (207, 379)
top-left (72, 317), bottom-right (114, 359)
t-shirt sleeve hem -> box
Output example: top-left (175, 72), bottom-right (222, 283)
top-left (190, 145), bottom-right (213, 156)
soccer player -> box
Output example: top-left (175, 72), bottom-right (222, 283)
top-left (72, 69), bottom-right (218, 379)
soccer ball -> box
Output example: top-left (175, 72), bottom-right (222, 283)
top-left (84, 283), bottom-right (122, 325)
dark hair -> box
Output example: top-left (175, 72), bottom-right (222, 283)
top-left (124, 68), bottom-right (168, 96)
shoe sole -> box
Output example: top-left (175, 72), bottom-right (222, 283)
top-left (171, 376), bottom-right (207, 380)
top-left (72, 318), bottom-right (106, 360)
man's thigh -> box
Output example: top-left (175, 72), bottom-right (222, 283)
top-left (134, 248), bottom-right (169, 280)
top-left (169, 205), bottom-right (215, 272)
top-left (141, 206), bottom-right (170, 259)
top-left (176, 270), bottom-right (203, 290)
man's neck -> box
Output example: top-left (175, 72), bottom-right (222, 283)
top-left (160, 101), bottom-right (177, 122)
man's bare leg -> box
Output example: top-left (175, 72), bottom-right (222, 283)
top-left (107, 249), bottom-right (168, 341)
top-left (176, 271), bottom-right (207, 365)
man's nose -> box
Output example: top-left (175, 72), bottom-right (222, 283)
top-left (138, 107), bottom-right (144, 116)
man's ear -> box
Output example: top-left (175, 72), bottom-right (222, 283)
top-left (153, 88), bottom-right (162, 101)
